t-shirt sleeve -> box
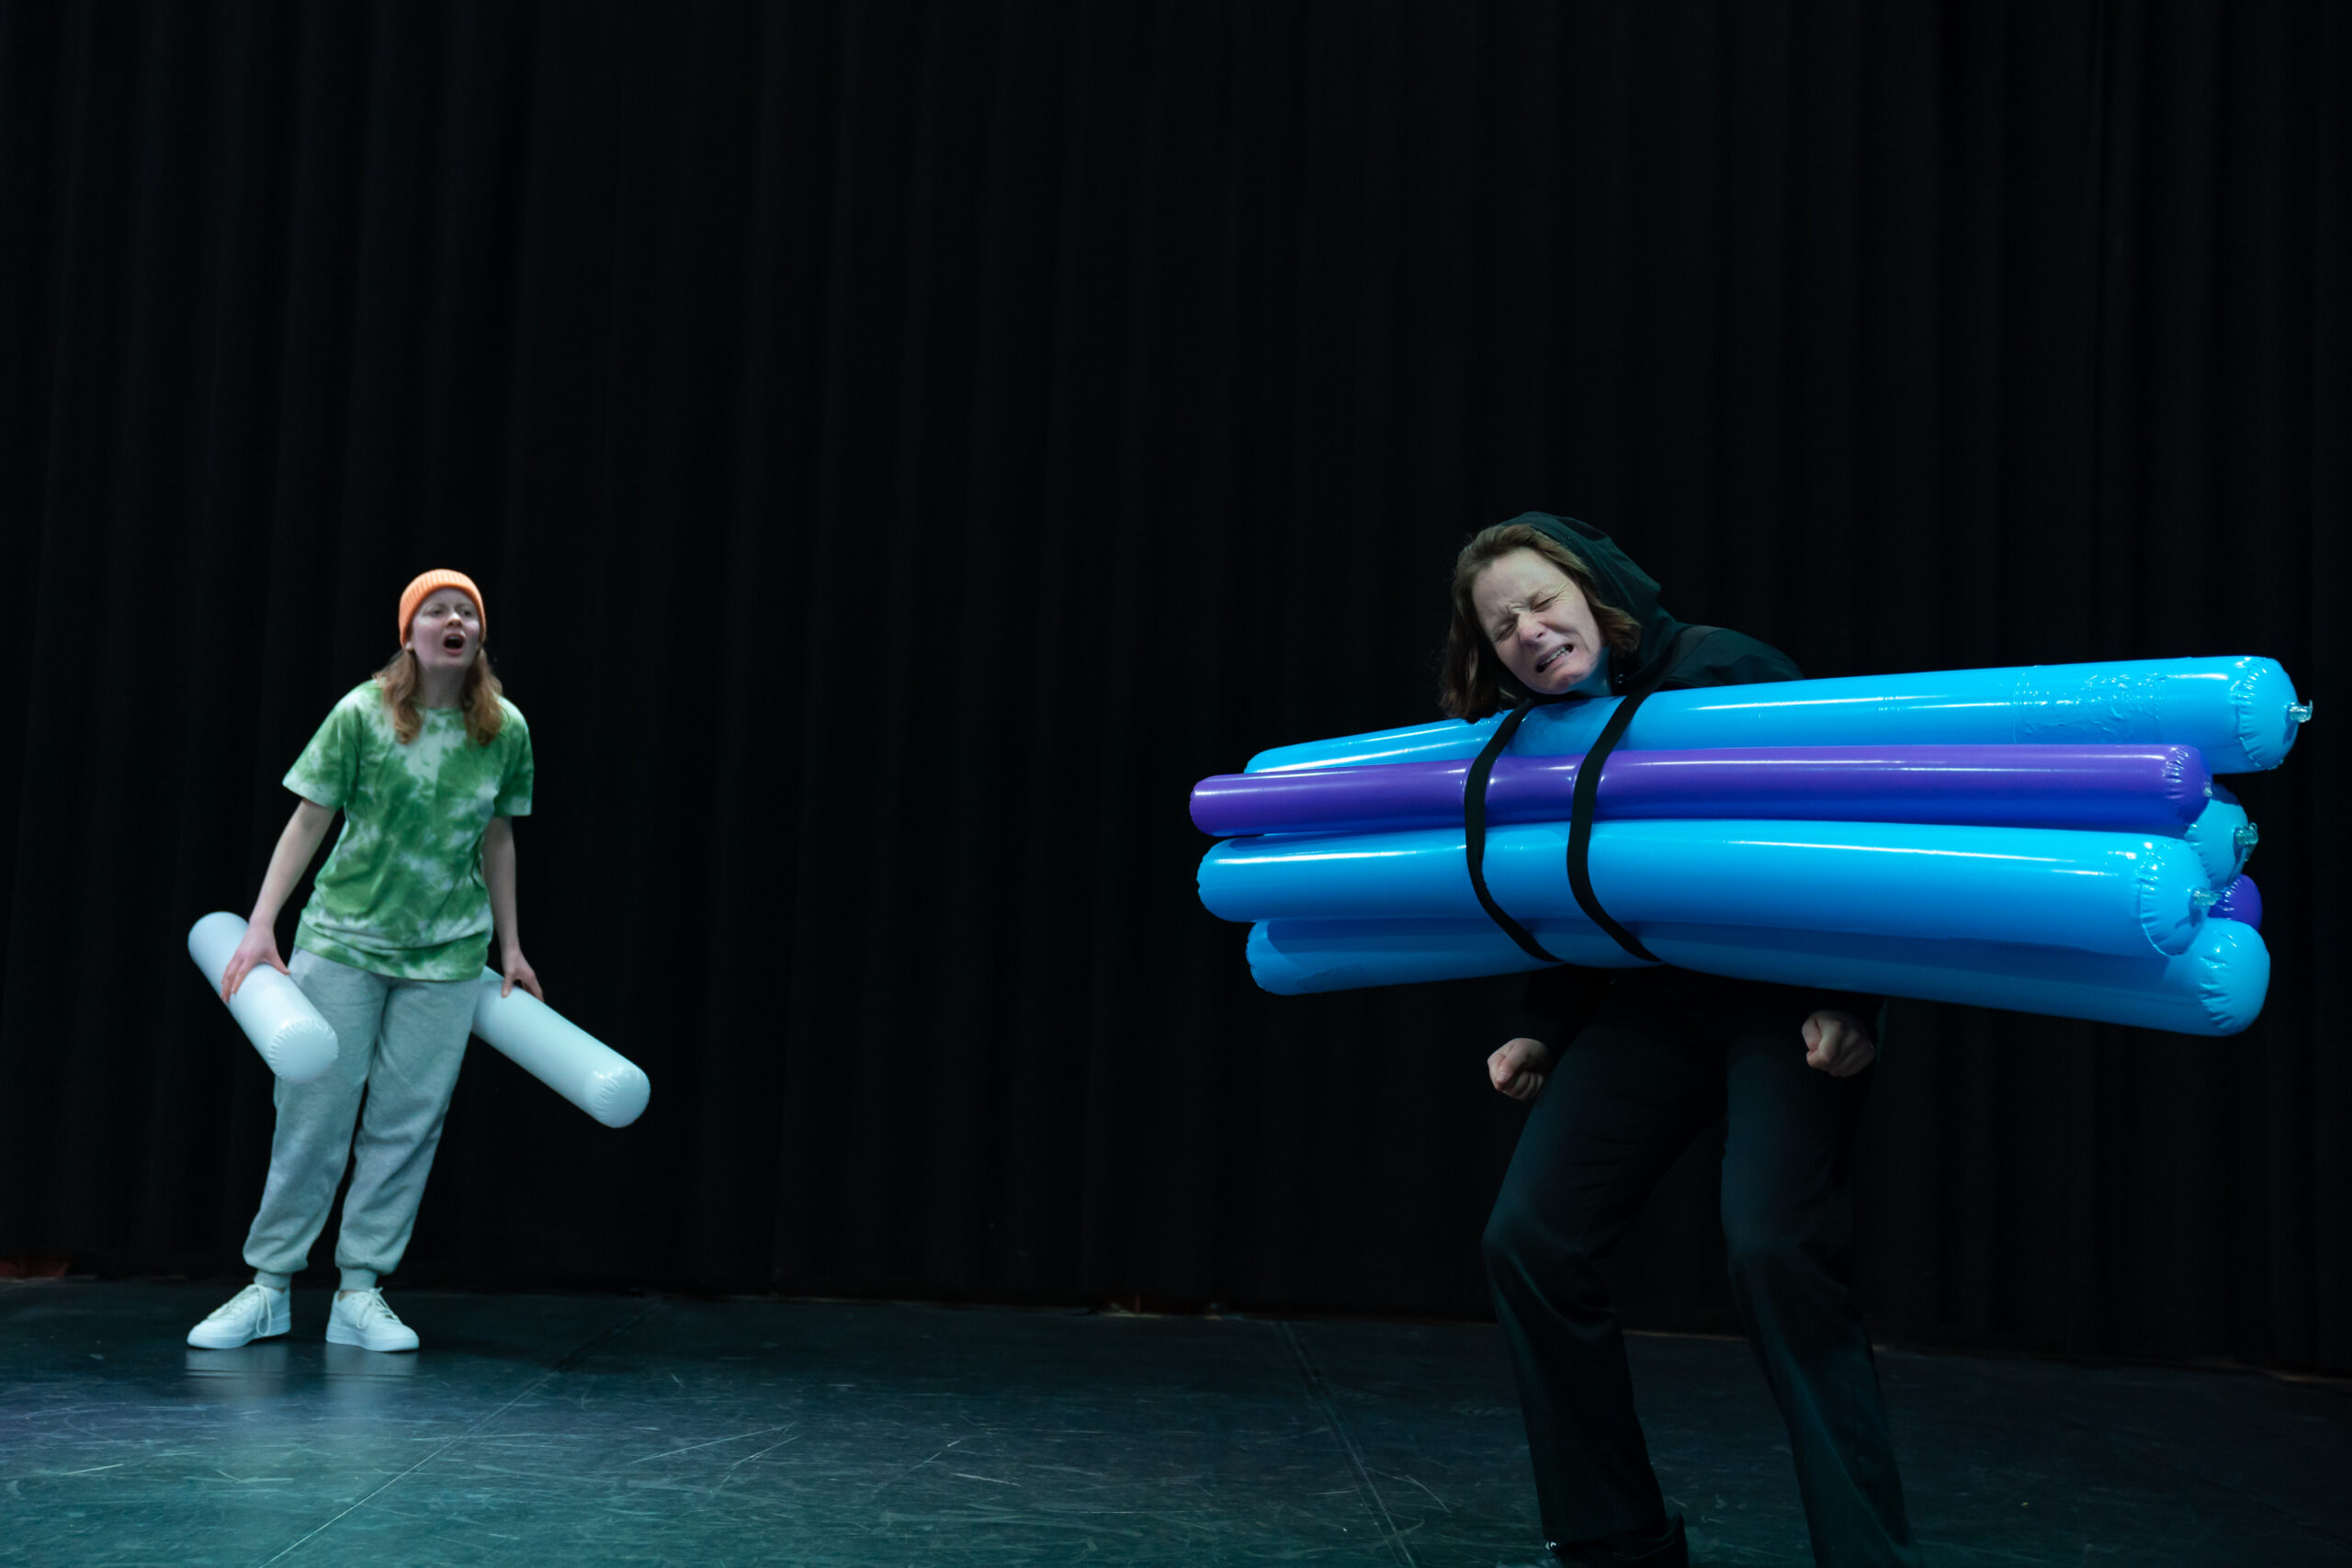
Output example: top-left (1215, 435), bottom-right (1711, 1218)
top-left (493, 711), bottom-right (534, 818)
top-left (283, 693), bottom-right (365, 810)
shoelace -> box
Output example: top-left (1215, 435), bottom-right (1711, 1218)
top-left (208, 1286), bottom-right (278, 1321)
top-left (344, 1291), bottom-right (404, 1326)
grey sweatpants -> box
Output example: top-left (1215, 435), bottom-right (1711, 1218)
top-left (243, 948), bottom-right (477, 1291)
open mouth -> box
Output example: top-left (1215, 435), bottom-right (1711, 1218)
top-left (1534, 644), bottom-right (1575, 674)
top-left (442, 632), bottom-right (467, 652)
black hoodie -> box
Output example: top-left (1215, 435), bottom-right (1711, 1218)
top-left (1497, 513), bottom-right (1880, 1043)
top-left (1506, 512), bottom-right (1802, 699)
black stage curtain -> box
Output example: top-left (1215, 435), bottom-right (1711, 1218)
top-left (0, 1), bottom-right (2345, 1370)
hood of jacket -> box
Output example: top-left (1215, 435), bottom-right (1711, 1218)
top-left (1491, 511), bottom-right (1806, 697)
top-left (1504, 512), bottom-right (1689, 682)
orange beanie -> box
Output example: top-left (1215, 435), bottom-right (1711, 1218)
top-left (398, 570), bottom-right (486, 646)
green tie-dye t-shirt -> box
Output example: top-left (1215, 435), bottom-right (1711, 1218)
top-left (285, 681), bottom-right (535, 981)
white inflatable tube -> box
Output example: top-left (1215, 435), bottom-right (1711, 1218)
top-left (187, 912), bottom-right (340, 1083)
top-left (469, 972), bottom-right (650, 1128)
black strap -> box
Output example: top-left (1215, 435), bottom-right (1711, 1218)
top-left (1460, 626), bottom-right (1720, 966)
top-left (1464, 698), bottom-right (1560, 963)
top-left (1566, 626), bottom-right (1715, 962)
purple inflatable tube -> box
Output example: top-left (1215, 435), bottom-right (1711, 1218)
top-left (2214, 874), bottom-right (2262, 930)
top-left (1193, 742), bottom-right (2255, 889)
top-left (1192, 744), bottom-right (2214, 839)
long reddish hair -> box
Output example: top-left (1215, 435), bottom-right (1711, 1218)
top-left (372, 647), bottom-right (505, 746)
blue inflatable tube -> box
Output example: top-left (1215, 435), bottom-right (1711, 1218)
top-left (2182, 795), bottom-right (2256, 888)
top-left (1198, 751), bottom-right (2250, 890)
top-left (1199, 819), bottom-right (2213, 957)
top-left (1246, 918), bottom-right (1642, 991)
top-left (1246, 916), bottom-right (2269, 1036)
top-left (1246, 656), bottom-right (2308, 778)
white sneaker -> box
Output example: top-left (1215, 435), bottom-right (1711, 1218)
top-left (326, 1289), bottom-right (420, 1352)
top-left (187, 1283), bottom-right (289, 1349)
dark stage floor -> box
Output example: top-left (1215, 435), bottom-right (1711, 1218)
top-left (2, 1280), bottom-right (2346, 1566)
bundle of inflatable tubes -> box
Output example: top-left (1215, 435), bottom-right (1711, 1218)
top-left (1192, 656), bottom-right (2310, 1036)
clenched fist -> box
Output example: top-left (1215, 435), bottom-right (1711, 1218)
top-left (1803, 1009), bottom-right (1876, 1077)
top-left (1487, 1036), bottom-right (1553, 1100)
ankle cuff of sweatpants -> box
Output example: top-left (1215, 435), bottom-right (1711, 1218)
top-left (253, 1270), bottom-right (292, 1292)
top-left (338, 1269), bottom-right (379, 1292)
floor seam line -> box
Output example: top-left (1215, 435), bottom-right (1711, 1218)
top-left (253, 1301), bottom-right (657, 1566)
top-left (1278, 1320), bottom-right (1418, 1568)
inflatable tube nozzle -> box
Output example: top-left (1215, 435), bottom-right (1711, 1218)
top-left (2290, 702), bottom-right (2313, 724)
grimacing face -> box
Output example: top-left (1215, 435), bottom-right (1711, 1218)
top-left (406, 588), bottom-right (481, 681)
top-left (1470, 547), bottom-right (1604, 695)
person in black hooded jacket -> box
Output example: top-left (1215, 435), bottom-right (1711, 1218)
top-left (1448, 515), bottom-right (1919, 1568)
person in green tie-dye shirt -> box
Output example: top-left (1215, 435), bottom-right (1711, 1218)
top-left (187, 570), bottom-right (539, 1356)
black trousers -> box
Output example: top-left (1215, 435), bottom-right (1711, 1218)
top-left (1483, 975), bottom-right (1920, 1567)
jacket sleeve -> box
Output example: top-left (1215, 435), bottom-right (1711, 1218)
top-left (1512, 963), bottom-right (1612, 1047)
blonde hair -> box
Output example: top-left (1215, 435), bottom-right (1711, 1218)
top-left (372, 647), bottom-right (505, 746)
top-left (1439, 523), bottom-right (1644, 719)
